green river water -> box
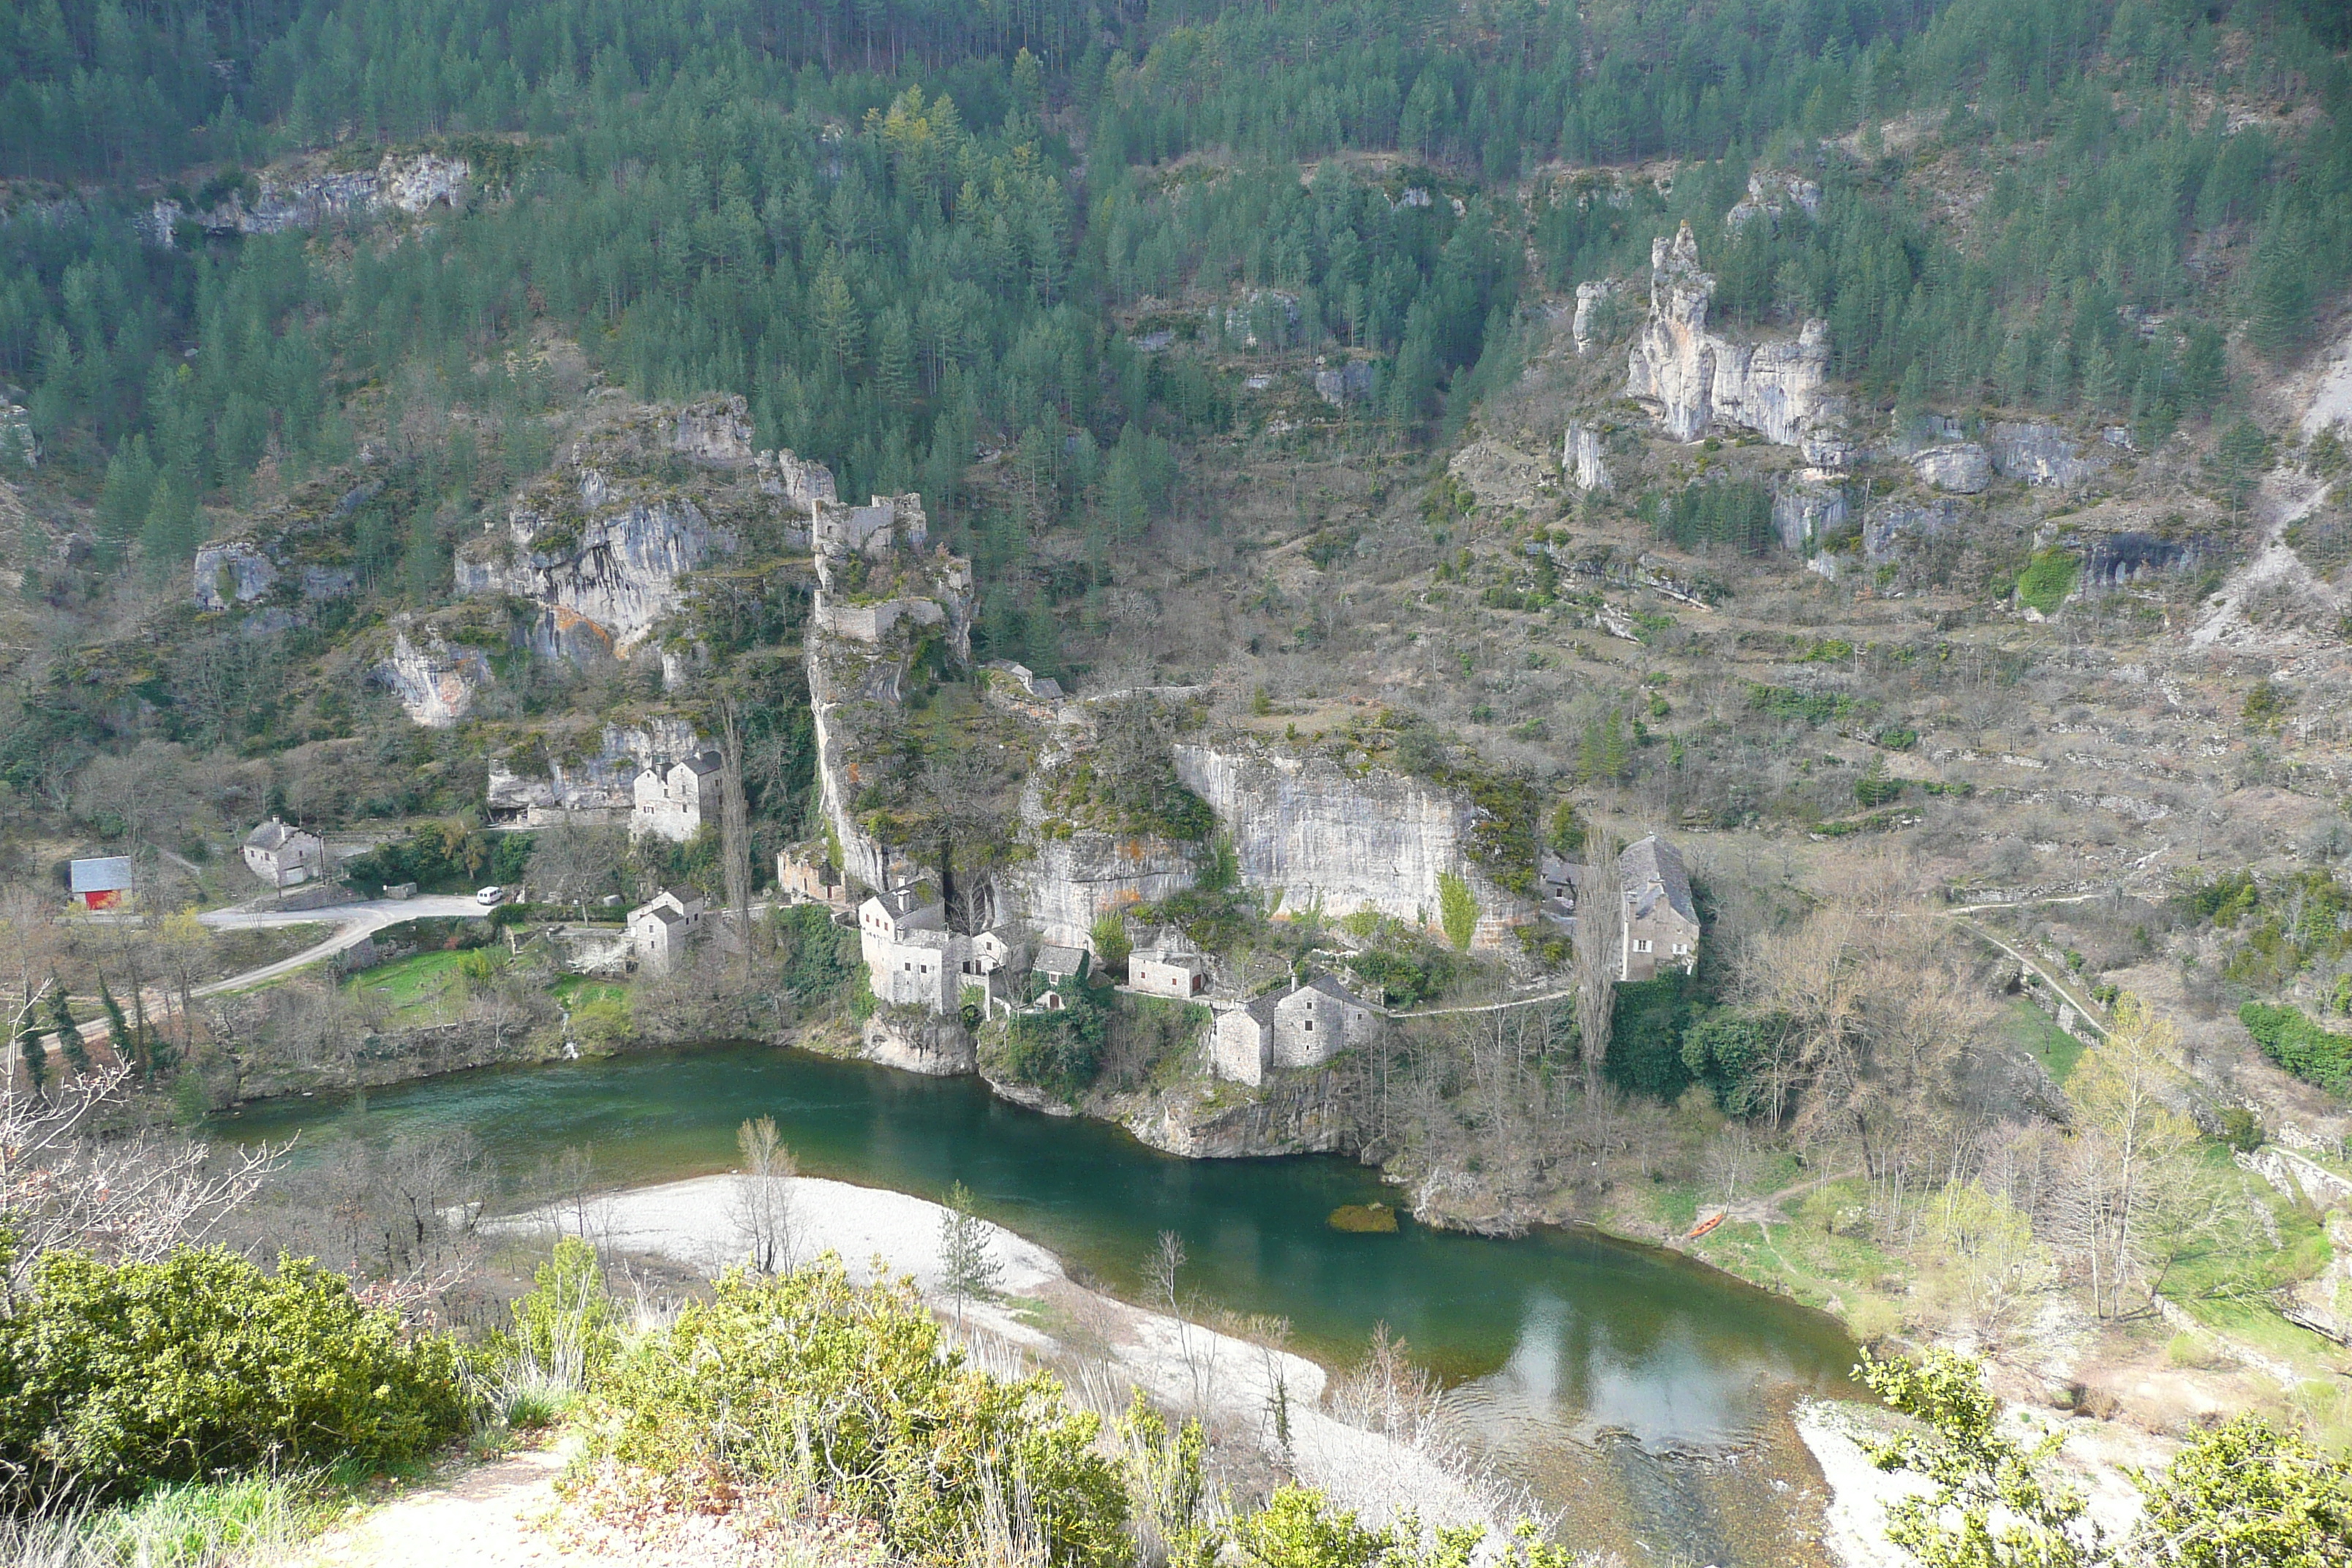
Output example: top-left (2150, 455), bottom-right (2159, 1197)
top-left (216, 1042), bottom-right (1863, 1562)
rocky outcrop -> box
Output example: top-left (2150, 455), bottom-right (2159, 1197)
top-left (1912, 442), bottom-right (1992, 494)
top-left (1564, 423), bottom-right (1613, 493)
top-left (1121, 1065), bottom-right (1359, 1158)
top-left (1625, 222), bottom-right (1842, 448)
top-left (1988, 421), bottom-right (2107, 488)
top-left (1863, 499), bottom-right (1963, 563)
top-left (1172, 744), bottom-right (1527, 948)
top-left (1312, 361), bottom-right (1376, 406)
top-left (1724, 171), bottom-right (1821, 233)
top-left (373, 627), bottom-right (493, 727)
top-left (458, 471), bottom-right (734, 659)
top-left (195, 541), bottom-right (277, 609)
top-left (804, 470), bottom-right (978, 895)
top-left (862, 1009), bottom-right (977, 1076)
top-left (1001, 818), bottom-right (1200, 953)
top-left (1773, 472), bottom-right (1850, 551)
top-left (1446, 440), bottom-right (1550, 510)
top-left (0, 398), bottom-right (37, 466)
top-left (146, 152), bottom-right (472, 246)
top-left (487, 718), bottom-right (704, 827)
top-left (1572, 279), bottom-right (1625, 355)
top-left (2076, 530), bottom-right (2214, 589)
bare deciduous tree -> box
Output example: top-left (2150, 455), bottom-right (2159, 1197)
top-left (1, 1067), bottom-right (280, 1305)
top-left (731, 1115), bottom-right (799, 1274)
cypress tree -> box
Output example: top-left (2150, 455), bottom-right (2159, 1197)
top-left (48, 983), bottom-right (90, 1076)
top-left (18, 1020), bottom-right (49, 1095)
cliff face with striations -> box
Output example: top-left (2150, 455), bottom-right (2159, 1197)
top-left (1625, 222), bottom-right (1842, 448)
top-left (1172, 743), bottom-right (1528, 948)
top-left (457, 475), bottom-right (734, 660)
top-left (453, 396), bottom-right (829, 668)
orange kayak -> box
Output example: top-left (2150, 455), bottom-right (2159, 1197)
top-left (1686, 1211), bottom-right (1726, 1240)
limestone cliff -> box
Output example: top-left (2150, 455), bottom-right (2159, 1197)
top-left (457, 473), bottom-right (734, 660)
top-left (145, 151), bottom-right (474, 245)
top-left (1172, 743), bottom-right (1529, 948)
top-left (453, 396), bottom-right (829, 665)
top-left (1000, 736), bottom-right (1203, 949)
top-left (373, 626), bottom-right (493, 728)
top-left (802, 478), bottom-right (978, 894)
top-left (1624, 222), bottom-right (1842, 448)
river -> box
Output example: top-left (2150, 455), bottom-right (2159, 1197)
top-left (216, 1042), bottom-right (1863, 1564)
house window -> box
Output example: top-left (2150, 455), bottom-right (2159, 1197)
top-left (1673, 943), bottom-right (1689, 955)
top-left (1303, 1019), bottom-right (1313, 1031)
top-left (1634, 939), bottom-right (1652, 953)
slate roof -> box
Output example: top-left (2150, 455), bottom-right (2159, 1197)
top-left (1034, 944), bottom-right (1087, 976)
top-left (1286, 973), bottom-right (1368, 1009)
top-left (244, 818), bottom-right (312, 851)
top-left (69, 856), bottom-right (134, 893)
top-left (679, 750), bottom-right (723, 776)
top-left (1619, 834), bottom-right (1696, 924)
top-left (1226, 992), bottom-right (1281, 1026)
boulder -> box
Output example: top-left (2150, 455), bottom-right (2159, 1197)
top-left (1912, 442), bottom-right (1992, 494)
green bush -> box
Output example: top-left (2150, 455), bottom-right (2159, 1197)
top-left (489, 1238), bottom-right (620, 1392)
top-left (589, 1262), bottom-right (1128, 1567)
top-left (0, 1249), bottom-right (470, 1501)
top-left (995, 984), bottom-right (1109, 1101)
top-left (1436, 872), bottom-right (1477, 952)
top-left (2237, 1002), bottom-right (2352, 1093)
top-left (775, 902), bottom-right (862, 1001)
top-left (2016, 550), bottom-right (2078, 615)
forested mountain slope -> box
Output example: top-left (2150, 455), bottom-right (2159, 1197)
top-left (5, 0), bottom-right (2352, 1484)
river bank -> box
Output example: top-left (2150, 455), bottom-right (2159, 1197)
top-left (485, 1172), bottom-right (1531, 1542)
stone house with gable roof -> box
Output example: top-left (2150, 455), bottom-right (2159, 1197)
top-left (627, 887), bottom-right (705, 973)
top-left (1538, 834), bottom-right (1700, 981)
top-left (243, 817), bottom-right (328, 887)
top-left (633, 749), bottom-right (723, 842)
top-left (1210, 973), bottom-right (1384, 1086)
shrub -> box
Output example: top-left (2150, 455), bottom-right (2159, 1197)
top-left (995, 987), bottom-right (1108, 1101)
top-left (2016, 549), bottom-right (2078, 615)
top-left (0, 1249), bottom-right (470, 1501)
top-left (491, 1238), bottom-right (620, 1392)
top-left (2238, 1002), bottom-right (2352, 1093)
top-left (1436, 872), bottom-right (1477, 952)
top-left (588, 1262), bottom-right (1128, 1567)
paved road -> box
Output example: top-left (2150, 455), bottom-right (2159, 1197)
top-left (195, 895), bottom-right (492, 995)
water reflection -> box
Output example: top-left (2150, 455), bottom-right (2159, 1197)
top-left (216, 1042), bottom-right (1858, 1459)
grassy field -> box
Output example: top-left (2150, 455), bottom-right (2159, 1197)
top-left (2002, 996), bottom-right (2087, 1084)
top-left (550, 975), bottom-right (627, 1007)
top-left (345, 948), bottom-right (492, 1025)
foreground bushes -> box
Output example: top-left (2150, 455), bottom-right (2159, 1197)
top-left (587, 1259), bottom-right (1128, 1567)
top-left (2238, 1002), bottom-right (2352, 1093)
top-left (0, 1248), bottom-right (470, 1501)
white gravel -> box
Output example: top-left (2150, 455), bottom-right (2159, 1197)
top-left (491, 1175), bottom-right (1510, 1537)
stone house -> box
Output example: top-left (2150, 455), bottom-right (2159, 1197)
top-left (776, 848), bottom-right (849, 908)
top-left (859, 886), bottom-right (957, 1012)
top-left (1032, 945), bottom-right (1088, 1009)
top-left (1128, 928), bottom-right (1206, 998)
top-left (1210, 974), bottom-right (1384, 1086)
top-left (1538, 834), bottom-right (1701, 982)
top-left (855, 883), bottom-right (1040, 1018)
top-left (633, 750), bottom-right (723, 842)
top-left (627, 887), bottom-right (705, 973)
top-left (243, 818), bottom-right (328, 887)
